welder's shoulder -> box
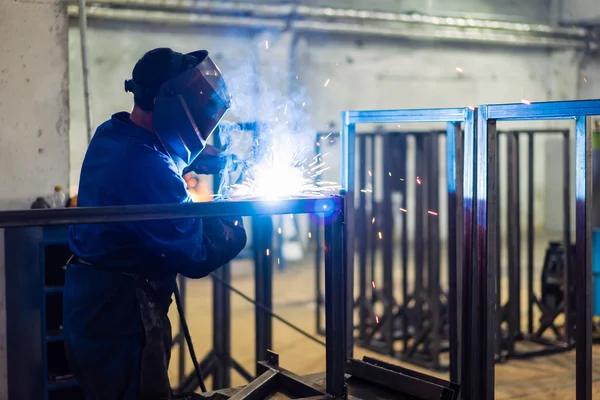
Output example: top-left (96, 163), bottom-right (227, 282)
top-left (124, 140), bottom-right (190, 203)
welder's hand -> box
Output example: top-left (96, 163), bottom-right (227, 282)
top-left (183, 144), bottom-right (224, 176)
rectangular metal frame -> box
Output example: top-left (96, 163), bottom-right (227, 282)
top-left (0, 196), bottom-right (347, 398)
top-left (340, 107), bottom-right (476, 384)
top-left (467, 100), bottom-right (600, 400)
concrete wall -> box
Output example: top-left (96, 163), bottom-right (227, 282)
top-left (0, 0), bottom-right (70, 397)
top-left (561, 0), bottom-right (600, 24)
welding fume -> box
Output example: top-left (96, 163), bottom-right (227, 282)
top-left (63, 47), bottom-right (247, 400)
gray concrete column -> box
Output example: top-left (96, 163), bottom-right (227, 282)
top-left (0, 0), bottom-right (70, 397)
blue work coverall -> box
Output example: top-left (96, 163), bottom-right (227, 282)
top-left (64, 112), bottom-right (245, 399)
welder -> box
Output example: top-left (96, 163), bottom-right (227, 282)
top-left (63, 48), bottom-right (246, 400)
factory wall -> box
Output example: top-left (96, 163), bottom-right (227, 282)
top-left (69, 20), bottom-right (581, 241)
top-left (0, 0), bottom-right (70, 398)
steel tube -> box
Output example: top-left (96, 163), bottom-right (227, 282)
top-left (446, 122), bottom-right (462, 384)
top-left (382, 135), bottom-right (394, 356)
top-left (507, 132), bottom-right (521, 354)
top-left (324, 209), bottom-right (347, 398)
top-left (253, 216), bottom-right (274, 374)
top-left (0, 197), bottom-right (343, 228)
top-left (527, 132), bottom-right (535, 336)
top-left (563, 130), bottom-right (574, 341)
top-left (575, 116), bottom-right (592, 400)
top-left (357, 135), bottom-right (368, 344)
top-left (427, 134), bottom-right (441, 368)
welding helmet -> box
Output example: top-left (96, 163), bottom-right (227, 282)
top-left (125, 49), bottom-right (232, 166)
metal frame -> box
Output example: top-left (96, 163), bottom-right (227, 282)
top-left (466, 100), bottom-right (600, 400)
top-left (338, 107), bottom-right (475, 385)
top-left (493, 129), bottom-right (575, 362)
top-left (0, 196), bottom-right (348, 398)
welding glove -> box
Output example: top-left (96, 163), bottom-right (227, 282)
top-left (183, 144), bottom-right (224, 175)
top-left (178, 217), bottom-right (246, 279)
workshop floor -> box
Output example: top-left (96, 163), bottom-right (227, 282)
top-left (168, 235), bottom-right (600, 399)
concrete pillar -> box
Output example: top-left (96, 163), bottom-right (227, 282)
top-left (0, 0), bottom-right (70, 397)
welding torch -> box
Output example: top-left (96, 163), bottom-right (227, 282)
top-left (183, 144), bottom-right (247, 188)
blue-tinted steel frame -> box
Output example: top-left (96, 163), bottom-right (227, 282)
top-left (340, 107), bottom-right (476, 387)
top-left (0, 196), bottom-right (347, 398)
top-left (471, 100), bottom-right (600, 400)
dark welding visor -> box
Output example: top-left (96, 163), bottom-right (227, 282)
top-left (152, 51), bottom-right (231, 166)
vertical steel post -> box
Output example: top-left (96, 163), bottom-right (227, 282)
top-left (325, 209), bottom-right (347, 398)
top-left (575, 116), bottom-right (592, 400)
top-left (527, 132), bottom-right (535, 336)
top-left (382, 134), bottom-right (395, 356)
top-left (253, 216), bottom-right (273, 372)
top-left (400, 133), bottom-right (410, 357)
top-left (563, 130), bottom-right (573, 341)
top-left (358, 135), bottom-right (368, 344)
top-left (178, 275), bottom-right (186, 384)
top-left (507, 132), bottom-right (521, 354)
top-left (414, 135), bottom-right (427, 325)
top-left (427, 134), bottom-right (441, 367)
top-left (446, 122), bottom-right (463, 384)
top-left (315, 137), bottom-right (324, 334)
top-left (461, 108), bottom-right (477, 400)
top-left (472, 107), bottom-right (496, 400)
top-left (212, 264), bottom-right (232, 389)
top-left (341, 111), bottom-right (356, 358)
top-left (593, 122), bottom-right (600, 322)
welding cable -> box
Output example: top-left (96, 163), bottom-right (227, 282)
top-left (173, 283), bottom-right (208, 393)
top-left (209, 272), bottom-right (326, 347)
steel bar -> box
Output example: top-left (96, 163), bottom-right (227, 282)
top-left (0, 197), bottom-right (343, 228)
top-left (507, 132), bottom-right (521, 354)
top-left (177, 276), bottom-right (186, 384)
top-left (575, 116), bottom-right (592, 400)
top-left (428, 133), bottom-right (442, 369)
top-left (347, 109), bottom-right (467, 124)
top-left (563, 130), bottom-right (574, 342)
top-left (446, 122), bottom-right (462, 384)
top-left (212, 264), bottom-right (232, 389)
top-left (382, 135), bottom-right (395, 356)
top-left (253, 216), bottom-right (274, 374)
top-left (357, 135), bottom-right (368, 344)
top-left (527, 132), bottom-right (535, 336)
top-left (495, 133), bottom-right (503, 360)
top-left (324, 210), bottom-right (347, 398)
top-left (414, 135), bottom-right (427, 334)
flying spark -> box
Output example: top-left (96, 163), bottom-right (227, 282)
top-left (266, 249), bottom-right (270, 256)
top-left (388, 172), bottom-right (392, 176)
top-left (372, 281), bottom-right (376, 288)
top-left (375, 316), bottom-right (380, 324)
top-left (277, 258), bottom-right (280, 264)
top-left (372, 217), bottom-right (375, 224)
top-left (324, 79), bottom-right (330, 87)
top-left (400, 208), bottom-right (407, 213)
top-left (265, 40), bottom-right (269, 49)
top-left (278, 227), bottom-right (282, 234)
top-left (378, 232), bottom-right (382, 239)
top-left (521, 99), bottom-right (531, 105)
top-left (416, 176), bottom-right (422, 185)
top-left (302, 102), bottom-right (306, 107)
top-left (468, 106), bottom-right (475, 110)
top-left (428, 210), bottom-right (438, 216)
top-left (368, 170), bottom-right (372, 177)
top-left (234, 220), bottom-right (238, 226)
top-left (456, 67), bottom-right (463, 73)
top-left (308, 232), bottom-right (312, 239)
top-left (584, 77), bottom-right (588, 83)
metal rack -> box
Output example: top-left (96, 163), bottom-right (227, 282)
top-left (465, 100), bottom-right (600, 400)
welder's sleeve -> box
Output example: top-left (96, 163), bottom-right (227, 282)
top-left (130, 148), bottom-right (246, 278)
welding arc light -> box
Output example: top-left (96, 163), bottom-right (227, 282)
top-left (313, 198), bottom-right (336, 218)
